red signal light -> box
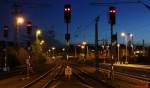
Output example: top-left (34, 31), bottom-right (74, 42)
top-left (112, 10), bottom-right (116, 13)
top-left (64, 4), bottom-right (71, 23)
top-left (64, 8), bottom-right (71, 12)
top-left (77, 44), bottom-right (81, 47)
top-left (109, 6), bottom-right (116, 25)
top-left (26, 21), bottom-right (32, 27)
top-left (109, 9), bottom-right (116, 13)
top-left (109, 6), bottom-right (116, 14)
top-left (68, 8), bottom-right (70, 11)
top-left (64, 8), bottom-right (68, 11)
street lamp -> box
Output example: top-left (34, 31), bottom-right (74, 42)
top-left (81, 45), bottom-right (85, 49)
top-left (121, 32), bottom-right (128, 64)
top-left (16, 16), bottom-right (24, 25)
top-left (48, 49), bottom-right (51, 52)
top-left (82, 41), bottom-right (87, 45)
top-left (117, 43), bottom-right (120, 64)
top-left (52, 47), bottom-right (55, 50)
top-left (36, 29), bottom-right (42, 44)
top-left (82, 41), bottom-right (89, 61)
top-left (16, 16), bottom-right (25, 46)
top-left (121, 32), bottom-right (125, 37)
top-left (39, 40), bottom-right (45, 52)
top-left (129, 33), bottom-right (134, 57)
top-left (121, 32), bottom-right (134, 64)
top-left (52, 47), bottom-right (55, 59)
top-left (36, 29), bottom-right (41, 37)
top-left (62, 48), bottom-right (65, 51)
top-left (40, 40), bottom-right (45, 45)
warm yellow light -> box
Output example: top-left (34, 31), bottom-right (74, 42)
top-left (48, 49), bottom-right (51, 52)
top-left (81, 45), bottom-right (85, 49)
top-left (36, 30), bottom-right (41, 36)
top-left (40, 40), bottom-right (45, 45)
top-left (102, 45), bottom-right (104, 48)
top-left (117, 44), bottom-right (120, 47)
top-left (17, 16), bottom-right (24, 25)
top-left (52, 47), bottom-right (55, 50)
top-left (62, 48), bottom-right (65, 51)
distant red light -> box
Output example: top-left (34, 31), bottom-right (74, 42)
top-left (68, 8), bottom-right (70, 11)
top-left (26, 21), bottom-right (32, 27)
top-left (65, 8), bottom-right (68, 11)
top-left (77, 44), bottom-right (81, 47)
top-left (112, 10), bottom-right (116, 13)
top-left (110, 10), bottom-right (116, 13)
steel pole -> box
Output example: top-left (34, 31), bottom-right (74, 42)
top-left (110, 23), bottom-right (114, 80)
top-left (95, 16), bottom-right (99, 69)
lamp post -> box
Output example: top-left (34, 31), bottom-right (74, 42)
top-left (74, 46), bottom-right (77, 58)
top-left (48, 49), bottom-right (51, 57)
top-left (16, 16), bottom-right (24, 47)
top-left (35, 29), bottom-right (42, 52)
top-left (82, 41), bottom-right (88, 61)
top-left (62, 48), bottom-right (65, 51)
top-left (121, 32), bottom-right (133, 64)
top-left (36, 30), bottom-right (41, 36)
top-left (81, 45), bottom-right (85, 61)
top-left (129, 33), bottom-right (134, 57)
top-left (36, 29), bottom-right (41, 40)
top-left (36, 29), bottom-right (42, 45)
top-left (117, 43), bottom-right (120, 64)
top-left (52, 47), bottom-right (55, 59)
top-left (40, 40), bottom-right (45, 45)
top-left (40, 40), bottom-right (45, 51)
top-left (121, 32), bottom-right (128, 64)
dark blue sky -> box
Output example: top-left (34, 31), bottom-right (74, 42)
top-left (1, 0), bottom-right (150, 45)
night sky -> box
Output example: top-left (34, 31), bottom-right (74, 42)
top-left (0, 0), bottom-right (150, 45)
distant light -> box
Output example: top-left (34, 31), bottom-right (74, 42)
top-left (40, 40), bottom-right (45, 45)
top-left (65, 8), bottom-right (67, 11)
top-left (52, 56), bottom-right (55, 59)
top-left (17, 16), bottom-right (24, 25)
top-left (68, 8), bottom-right (70, 11)
top-left (135, 51), bottom-right (140, 53)
top-left (52, 47), bottom-right (55, 50)
top-left (36, 30), bottom-right (41, 36)
top-left (131, 44), bottom-right (133, 48)
top-left (117, 44), bottom-right (120, 47)
top-left (82, 41), bottom-right (87, 45)
top-left (77, 44), bottom-right (81, 47)
top-left (62, 48), bottom-right (65, 51)
top-left (91, 50), bottom-right (95, 52)
top-left (81, 45), bottom-right (85, 49)
top-left (109, 10), bottom-right (116, 13)
top-left (112, 10), bottom-right (116, 13)
top-left (121, 32), bottom-right (126, 37)
top-left (130, 33), bottom-right (133, 37)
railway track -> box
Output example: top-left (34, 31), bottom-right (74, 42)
top-left (0, 66), bottom-right (26, 79)
top-left (22, 60), bottom-right (66, 88)
top-left (99, 68), bottom-right (150, 88)
top-left (72, 65), bottom-right (114, 88)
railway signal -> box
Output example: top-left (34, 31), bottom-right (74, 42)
top-left (109, 6), bottom-right (116, 25)
top-left (26, 21), bottom-right (32, 35)
top-left (3, 25), bottom-right (9, 38)
top-left (64, 4), bottom-right (71, 23)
